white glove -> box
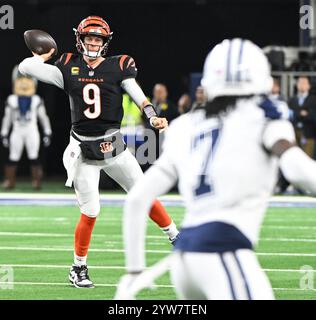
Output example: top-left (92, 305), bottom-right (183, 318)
top-left (114, 273), bottom-right (141, 300)
top-left (114, 272), bottom-right (157, 300)
top-left (114, 255), bottom-right (172, 300)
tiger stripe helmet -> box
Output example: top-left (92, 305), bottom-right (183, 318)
top-left (74, 16), bottom-right (113, 58)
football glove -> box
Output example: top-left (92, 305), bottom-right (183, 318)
top-left (1, 136), bottom-right (9, 148)
top-left (114, 272), bottom-right (156, 300)
top-left (114, 273), bottom-right (140, 300)
top-left (43, 135), bottom-right (51, 147)
top-left (114, 254), bottom-right (173, 300)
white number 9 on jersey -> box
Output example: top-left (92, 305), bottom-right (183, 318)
top-left (82, 83), bottom-right (101, 119)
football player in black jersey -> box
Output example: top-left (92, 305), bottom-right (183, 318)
top-left (19, 16), bottom-right (179, 288)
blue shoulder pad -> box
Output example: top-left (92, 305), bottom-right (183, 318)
top-left (258, 97), bottom-right (291, 120)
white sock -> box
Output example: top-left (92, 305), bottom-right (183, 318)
top-left (74, 254), bottom-right (87, 267)
top-left (161, 221), bottom-right (179, 240)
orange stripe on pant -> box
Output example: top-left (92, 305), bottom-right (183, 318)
top-left (149, 200), bottom-right (172, 228)
top-left (74, 214), bottom-right (96, 257)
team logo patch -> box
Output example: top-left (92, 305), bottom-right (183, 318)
top-left (71, 67), bottom-right (80, 75)
top-left (100, 142), bottom-right (113, 153)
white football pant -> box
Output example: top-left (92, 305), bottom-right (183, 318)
top-left (170, 249), bottom-right (274, 300)
top-left (9, 124), bottom-right (40, 161)
top-left (72, 146), bottom-right (144, 217)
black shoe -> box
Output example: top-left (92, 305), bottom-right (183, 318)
top-left (170, 233), bottom-right (180, 246)
top-left (69, 264), bottom-right (94, 288)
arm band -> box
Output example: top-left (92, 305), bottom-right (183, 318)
top-left (143, 104), bottom-right (157, 120)
top-left (19, 56), bottom-right (64, 89)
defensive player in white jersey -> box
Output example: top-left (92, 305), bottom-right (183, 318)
top-left (116, 39), bottom-right (316, 300)
top-left (1, 66), bottom-right (52, 190)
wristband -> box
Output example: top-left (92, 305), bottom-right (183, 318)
top-left (143, 104), bottom-right (157, 120)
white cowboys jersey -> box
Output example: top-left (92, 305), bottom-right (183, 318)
top-left (159, 96), bottom-right (295, 245)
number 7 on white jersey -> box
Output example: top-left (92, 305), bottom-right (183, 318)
top-left (194, 127), bottom-right (221, 197)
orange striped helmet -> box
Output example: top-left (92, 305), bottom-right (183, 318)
top-left (74, 16), bottom-right (113, 58)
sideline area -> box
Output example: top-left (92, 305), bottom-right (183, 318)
top-left (0, 193), bottom-right (316, 207)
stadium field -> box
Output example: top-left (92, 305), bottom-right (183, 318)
top-left (0, 194), bottom-right (316, 300)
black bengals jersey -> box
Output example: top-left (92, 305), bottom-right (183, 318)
top-left (55, 53), bottom-right (137, 136)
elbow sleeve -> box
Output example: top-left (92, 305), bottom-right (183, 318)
top-left (19, 56), bottom-right (43, 76)
top-left (121, 78), bottom-right (148, 107)
top-left (18, 60), bottom-right (28, 75)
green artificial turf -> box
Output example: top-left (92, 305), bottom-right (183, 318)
top-left (0, 205), bottom-right (315, 300)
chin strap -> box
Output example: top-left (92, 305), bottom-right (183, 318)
top-left (80, 39), bottom-right (106, 59)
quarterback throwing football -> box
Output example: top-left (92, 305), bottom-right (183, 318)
top-left (19, 16), bottom-right (179, 288)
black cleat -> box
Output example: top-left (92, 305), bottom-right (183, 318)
top-left (69, 264), bottom-right (94, 288)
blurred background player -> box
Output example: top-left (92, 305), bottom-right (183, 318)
top-left (1, 66), bottom-right (52, 190)
top-left (19, 16), bottom-right (179, 288)
top-left (116, 39), bottom-right (316, 300)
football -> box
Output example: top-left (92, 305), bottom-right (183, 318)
top-left (24, 29), bottom-right (58, 56)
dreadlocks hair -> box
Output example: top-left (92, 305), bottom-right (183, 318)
top-left (205, 95), bottom-right (254, 118)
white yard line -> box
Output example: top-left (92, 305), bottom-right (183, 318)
top-left (262, 226), bottom-right (316, 230)
top-left (263, 268), bottom-right (316, 272)
top-left (0, 281), bottom-right (173, 288)
top-left (0, 217), bottom-right (127, 221)
top-left (0, 280), bottom-right (314, 293)
top-left (0, 246), bottom-right (171, 254)
top-left (0, 232), bottom-right (168, 247)
top-left (259, 238), bottom-right (316, 243)
top-left (0, 231), bottom-right (164, 238)
top-left (273, 288), bottom-right (316, 292)
top-left (0, 264), bottom-right (125, 269)
top-left (2, 232), bottom-right (316, 244)
top-left (0, 231), bottom-right (79, 237)
top-left (0, 193), bottom-right (315, 203)
top-left (1, 193), bottom-right (316, 208)
top-left (0, 217), bottom-right (70, 221)
top-left (0, 246), bottom-right (316, 257)
top-left (257, 252), bottom-right (316, 257)
top-left (265, 218), bottom-right (316, 222)
top-left (0, 264), bottom-right (315, 273)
